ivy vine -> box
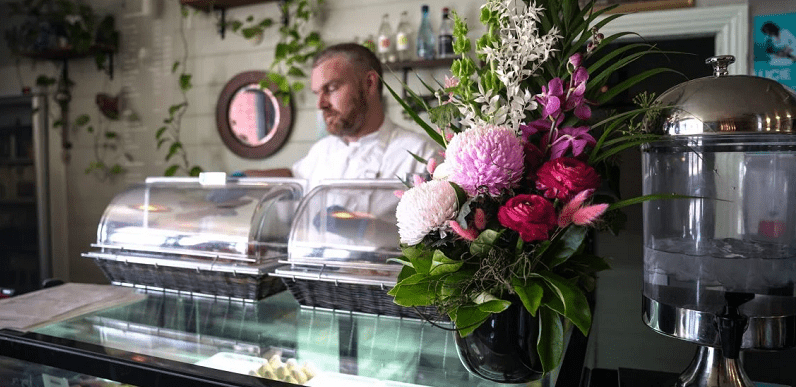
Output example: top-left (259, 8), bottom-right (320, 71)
top-left (156, 5), bottom-right (202, 177)
top-left (225, 0), bottom-right (325, 105)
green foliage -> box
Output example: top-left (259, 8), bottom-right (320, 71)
top-left (73, 113), bottom-right (128, 181)
top-left (4, 0), bottom-right (119, 75)
top-left (226, 0), bottom-right (325, 105)
top-left (155, 6), bottom-right (203, 177)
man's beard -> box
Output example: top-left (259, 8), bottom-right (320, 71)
top-left (323, 88), bottom-right (368, 139)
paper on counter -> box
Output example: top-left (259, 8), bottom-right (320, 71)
top-left (0, 283), bottom-right (145, 331)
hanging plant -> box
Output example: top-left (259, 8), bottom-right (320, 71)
top-left (224, 0), bottom-right (325, 105)
top-left (156, 5), bottom-right (202, 177)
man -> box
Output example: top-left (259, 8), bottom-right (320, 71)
top-left (249, 43), bottom-right (441, 189)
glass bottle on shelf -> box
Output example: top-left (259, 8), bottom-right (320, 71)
top-left (416, 5), bottom-right (435, 60)
top-left (438, 7), bottom-right (455, 58)
top-left (377, 13), bottom-right (395, 63)
top-left (395, 11), bottom-right (412, 62)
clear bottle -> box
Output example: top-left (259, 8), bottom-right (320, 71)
top-left (377, 13), bottom-right (395, 63)
top-left (416, 5), bottom-right (436, 60)
top-left (395, 11), bottom-right (413, 62)
top-left (438, 7), bottom-right (455, 58)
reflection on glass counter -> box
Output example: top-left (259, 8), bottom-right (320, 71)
top-left (0, 355), bottom-right (139, 387)
top-left (31, 290), bottom-right (561, 387)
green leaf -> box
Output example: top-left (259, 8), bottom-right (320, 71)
top-left (470, 229), bottom-right (502, 257)
top-left (164, 164), bottom-right (180, 176)
top-left (75, 114), bottom-right (90, 126)
top-left (546, 226), bottom-right (588, 268)
top-left (166, 142), bottom-right (183, 161)
top-left (429, 250), bottom-right (463, 276)
top-left (109, 164), bottom-right (124, 175)
top-left (179, 74), bottom-right (192, 92)
top-left (287, 66), bottom-right (305, 77)
top-left (534, 271), bottom-right (591, 336)
top-left (597, 68), bottom-right (682, 104)
top-left (389, 273), bottom-right (436, 307)
top-left (156, 126), bottom-right (168, 139)
top-left (513, 278), bottom-right (544, 316)
top-left (157, 138), bottom-right (168, 149)
top-left (406, 150), bottom-right (428, 165)
top-left (537, 307), bottom-right (564, 373)
top-left (450, 305), bottom-right (490, 337)
top-left (408, 249), bottom-right (432, 275)
top-left (241, 27), bottom-right (262, 39)
top-left (383, 80), bottom-right (445, 147)
top-left (189, 166), bottom-right (202, 177)
top-left (607, 193), bottom-right (699, 212)
top-left (172, 61), bottom-right (180, 73)
top-left (291, 82), bottom-right (305, 92)
top-left (105, 131), bottom-right (118, 139)
top-left (476, 299), bottom-right (511, 314)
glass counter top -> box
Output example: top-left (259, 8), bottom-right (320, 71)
top-left (25, 289), bottom-right (568, 387)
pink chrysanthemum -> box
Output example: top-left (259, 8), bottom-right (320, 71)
top-left (396, 180), bottom-right (459, 245)
top-left (446, 125), bottom-right (525, 196)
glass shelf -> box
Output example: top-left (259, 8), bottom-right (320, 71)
top-left (0, 289), bottom-right (584, 386)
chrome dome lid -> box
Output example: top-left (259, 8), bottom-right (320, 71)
top-left (650, 55), bottom-right (796, 136)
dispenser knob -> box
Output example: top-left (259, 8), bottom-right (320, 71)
top-left (706, 55), bottom-right (735, 77)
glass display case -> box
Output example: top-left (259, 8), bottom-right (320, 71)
top-left (0, 288), bottom-right (587, 386)
top-left (273, 180), bottom-right (429, 318)
top-left (82, 175), bottom-right (304, 300)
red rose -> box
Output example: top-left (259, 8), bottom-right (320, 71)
top-left (535, 157), bottom-right (600, 201)
top-left (498, 194), bottom-right (557, 242)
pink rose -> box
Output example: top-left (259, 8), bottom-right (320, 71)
top-left (498, 194), bottom-right (557, 242)
top-left (535, 157), bottom-right (601, 201)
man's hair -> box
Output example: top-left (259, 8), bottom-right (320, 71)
top-left (313, 43), bottom-right (383, 96)
top-left (762, 21), bottom-right (780, 37)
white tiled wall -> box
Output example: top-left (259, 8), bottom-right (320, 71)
top-left (4, 0), bottom-right (795, 375)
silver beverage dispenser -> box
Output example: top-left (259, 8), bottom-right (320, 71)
top-left (642, 56), bottom-right (796, 387)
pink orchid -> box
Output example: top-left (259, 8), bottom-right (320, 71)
top-left (536, 78), bottom-right (565, 119)
top-left (394, 190), bottom-right (405, 198)
top-left (557, 189), bottom-right (609, 228)
top-left (566, 67), bottom-right (591, 120)
top-left (413, 174), bottom-right (426, 187)
top-left (520, 116), bottom-right (562, 139)
top-left (568, 53), bottom-right (583, 68)
top-left (549, 126), bottom-right (596, 159)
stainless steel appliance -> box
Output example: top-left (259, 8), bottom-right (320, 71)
top-left (642, 55), bottom-right (796, 387)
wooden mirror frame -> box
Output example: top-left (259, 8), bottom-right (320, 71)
top-left (215, 70), bottom-right (293, 159)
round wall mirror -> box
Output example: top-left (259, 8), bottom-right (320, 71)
top-left (216, 70), bottom-right (293, 159)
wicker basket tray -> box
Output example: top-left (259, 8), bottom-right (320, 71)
top-left (273, 266), bottom-right (444, 320)
top-left (85, 252), bottom-right (285, 300)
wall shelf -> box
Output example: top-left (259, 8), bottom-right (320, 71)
top-left (384, 57), bottom-right (455, 108)
top-left (181, 0), bottom-right (282, 39)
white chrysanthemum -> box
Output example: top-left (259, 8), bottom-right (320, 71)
top-left (396, 180), bottom-right (459, 245)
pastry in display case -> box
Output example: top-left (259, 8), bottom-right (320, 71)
top-left (83, 173), bottom-right (304, 300)
top-left (274, 179), bottom-right (439, 318)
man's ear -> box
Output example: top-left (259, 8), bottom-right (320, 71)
top-left (364, 70), bottom-right (379, 97)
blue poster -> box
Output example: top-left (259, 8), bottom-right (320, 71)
top-left (754, 12), bottom-right (796, 91)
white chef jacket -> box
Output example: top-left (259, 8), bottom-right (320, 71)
top-left (292, 119), bottom-right (442, 190)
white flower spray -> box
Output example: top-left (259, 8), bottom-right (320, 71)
top-left (454, 0), bottom-right (560, 130)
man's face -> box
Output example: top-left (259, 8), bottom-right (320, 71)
top-left (310, 56), bottom-right (370, 139)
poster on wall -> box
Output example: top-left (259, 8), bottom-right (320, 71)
top-left (754, 12), bottom-right (796, 91)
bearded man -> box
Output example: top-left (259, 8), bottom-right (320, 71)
top-left (250, 43), bottom-right (441, 190)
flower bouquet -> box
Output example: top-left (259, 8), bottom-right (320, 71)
top-left (385, 0), bottom-right (679, 378)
